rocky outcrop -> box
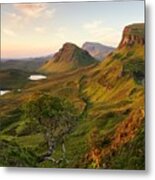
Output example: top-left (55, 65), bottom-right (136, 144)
top-left (118, 23), bottom-right (145, 48)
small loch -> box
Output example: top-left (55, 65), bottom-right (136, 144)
top-left (28, 75), bottom-right (47, 81)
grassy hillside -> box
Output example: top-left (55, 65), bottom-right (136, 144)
top-left (0, 23), bottom-right (145, 169)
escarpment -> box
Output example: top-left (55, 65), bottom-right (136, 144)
top-left (119, 23), bottom-right (145, 48)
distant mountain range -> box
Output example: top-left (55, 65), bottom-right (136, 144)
top-left (0, 55), bottom-right (52, 72)
top-left (1, 54), bottom-right (53, 62)
top-left (82, 42), bottom-right (115, 60)
top-left (40, 42), bottom-right (97, 73)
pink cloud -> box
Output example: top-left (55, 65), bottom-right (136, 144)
top-left (14, 3), bottom-right (47, 18)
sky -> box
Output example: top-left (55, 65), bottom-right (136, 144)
top-left (1, 0), bottom-right (144, 58)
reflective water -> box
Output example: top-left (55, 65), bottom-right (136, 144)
top-left (0, 90), bottom-right (10, 96)
top-left (29, 75), bottom-right (47, 80)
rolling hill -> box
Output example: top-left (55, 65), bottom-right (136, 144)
top-left (40, 42), bottom-right (97, 73)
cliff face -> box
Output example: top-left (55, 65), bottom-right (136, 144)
top-left (118, 23), bottom-right (145, 48)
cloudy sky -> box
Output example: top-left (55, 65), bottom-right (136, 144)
top-left (1, 1), bottom-right (144, 58)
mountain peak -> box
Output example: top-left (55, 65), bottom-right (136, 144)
top-left (62, 42), bottom-right (78, 49)
top-left (40, 42), bottom-right (97, 73)
top-left (82, 42), bottom-right (115, 60)
top-left (53, 42), bottom-right (96, 63)
top-left (83, 42), bottom-right (106, 47)
top-left (118, 23), bottom-right (145, 48)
